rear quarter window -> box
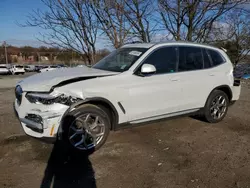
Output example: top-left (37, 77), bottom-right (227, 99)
top-left (207, 49), bottom-right (225, 66)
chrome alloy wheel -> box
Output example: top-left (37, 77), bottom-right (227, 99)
top-left (68, 113), bottom-right (105, 150)
top-left (210, 95), bottom-right (227, 120)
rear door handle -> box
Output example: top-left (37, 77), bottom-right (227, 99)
top-left (170, 77), bottom-right (179, 81)
top-left (209, 73), bottom-right (215, 76)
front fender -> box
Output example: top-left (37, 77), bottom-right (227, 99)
top-left (57, 97), bottom-right (120, 140)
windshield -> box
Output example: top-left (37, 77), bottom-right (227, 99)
top-left (16, 66), bottom-right (23, 68)
top-left (92, 47), bottom-right (147, 72)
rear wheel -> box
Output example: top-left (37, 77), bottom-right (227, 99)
top-left (203, 90), bottom-right (229, 123)
top-left (62, 104), bottom-right (111, 152)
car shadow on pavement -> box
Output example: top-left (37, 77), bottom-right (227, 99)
top-left (40, 140), bottom-right (96, 188)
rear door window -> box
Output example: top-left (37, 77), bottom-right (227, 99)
top-left (178, 46), bottom-right (203, 72)
top-left (202, 48), bottom-right (212, 69)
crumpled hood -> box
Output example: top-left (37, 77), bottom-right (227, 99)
top-left (18, 67), bottom-right (118, 92)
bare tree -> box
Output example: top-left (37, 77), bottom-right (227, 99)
top-left (221, 9), bottom-right (250, 65)
top-left (124, 0), bottom-right (157, 42)
top-left (24, 0), bottom-right (98, 65)
top-left (91, 0), bottom-right (131, 49)
top-left (91, 0), bottom-right (158, 47)
top-left (158, 0), bottom-right (248, 42)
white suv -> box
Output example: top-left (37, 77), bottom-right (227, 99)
top-left (14, 42), bottom-right (241, 151)
top-left (10, 65), bottom-right (25, 75)
top-left (0, 64), bottom-right (10, 75)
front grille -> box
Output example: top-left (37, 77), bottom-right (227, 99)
top-left (15, 86), bottom-right (23, 105)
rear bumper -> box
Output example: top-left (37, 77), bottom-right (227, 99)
top-left (233, 79), bottom-right (241, 86)
top-left (0, 71), bottom-right (10, 74)
top-left (13, 71), bottom-right (25, 73)
top-left (231, 79), bottom-right (241, 101)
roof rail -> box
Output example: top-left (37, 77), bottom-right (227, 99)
top-left (124, 41), bottom-right (143, 45)
top-left (220, 47), bottom-right (227, 53)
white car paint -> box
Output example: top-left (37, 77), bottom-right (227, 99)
top-left (77, 65), bottom-right (86, 68)
top-left (0, 64), bottom-right (10, 74)
top-left (39, 65), bottom-right (59, 73)
top-left (24, 65), bottom-right (35, 72)
top-left (19, 67), bottom-right (118, 92)
top-left (14, 42), bottom-right (241, 141)
top-left (10, 65), bottom-right (25, 75)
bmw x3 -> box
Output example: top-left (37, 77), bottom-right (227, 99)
top-left (14, 42), bottom-right (241, 151)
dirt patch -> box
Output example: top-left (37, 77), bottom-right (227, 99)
top-left (0, 78), bottom-right (250, 187)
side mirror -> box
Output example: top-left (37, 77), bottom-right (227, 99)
top-left (141, 64), bottom-right (156, 74)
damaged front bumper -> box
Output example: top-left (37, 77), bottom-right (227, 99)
top-left (13, 95), bottom-right (69, 143)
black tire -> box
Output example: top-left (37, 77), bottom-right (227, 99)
top-left (62, 104), bottom-right (111, 152)
top-left (203, 90), bottom-right (229, 123)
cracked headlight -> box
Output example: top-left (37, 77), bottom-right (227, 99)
top-left (25, 92), bottom-right (80, 105)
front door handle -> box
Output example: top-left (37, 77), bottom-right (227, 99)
top-left (209, 73), bottom-right (215, 76)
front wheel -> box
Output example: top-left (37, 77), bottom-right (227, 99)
top-left (203, 90), bottom-right (229, 123)
top-left (62, 104), bottom-right (111, 152)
